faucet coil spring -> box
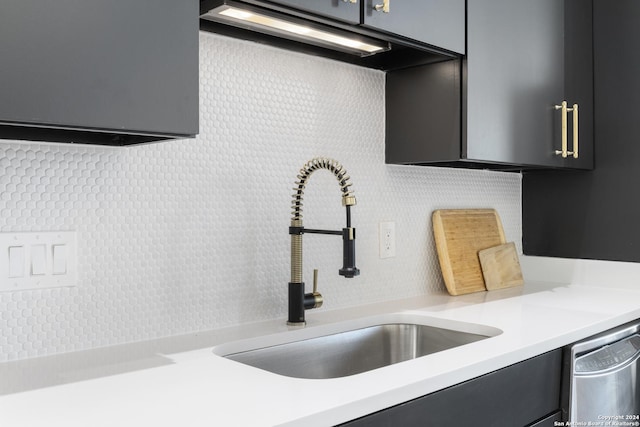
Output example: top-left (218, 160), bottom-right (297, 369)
top-left (291, 157), bottom-right (356, 222)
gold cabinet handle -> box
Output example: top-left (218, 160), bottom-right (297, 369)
top-left (554, 101), bottom-right (568, 158)
top-left (374, 0), bottom-right (390, 13)
top-left (554, 101), bottom-right (579, 159)
top-left (572, 103), bottom-right (578, 159)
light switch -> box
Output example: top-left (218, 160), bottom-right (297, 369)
top-left (52, 244), bottom-right (67, 275)
top-left (8, 246), bottom-right (25, 278)
top-left (0, 231), bottom-right (77, 291)
top-left (31, 244), bottom-right (47, 276)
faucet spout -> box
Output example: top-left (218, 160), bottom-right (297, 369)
top-left (287, 158), bottom-right (360, 326)
top-left (339, 227), bottom-right (359, 278)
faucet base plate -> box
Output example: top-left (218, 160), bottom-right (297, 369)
top-left (286, 321), bottom-right (306, 327)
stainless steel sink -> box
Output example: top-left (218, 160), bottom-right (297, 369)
top-left (216, 316), bottom-right (501, 379)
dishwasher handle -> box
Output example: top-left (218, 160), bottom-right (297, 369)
top-left (575, 334), bottom-right (640, 375)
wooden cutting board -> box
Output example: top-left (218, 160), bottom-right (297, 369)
top-left (479, 242), bottom-right (524, 290)
top-left (432, 209), bottom-right (506, 295)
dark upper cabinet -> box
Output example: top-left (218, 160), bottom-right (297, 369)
top-left (385, 0), bottom-right (593, 170)
top-left (523, 0), bottom-right (640, 262)
top-left (0, 0), bottom-right (199, 146)
top-left (246, 0), bottom-right (465, 54)
top-left (253, 0), bottom-right (465, 53)
top-left (258, 0), bottom-right (361, 24)
top-left (199, 0), bottom-right (465, 71)
top-left (362, 0), bottom-right (465, 55)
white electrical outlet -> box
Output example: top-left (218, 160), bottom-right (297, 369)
top-left (379, 221), bottom-right (396, 259)
top-left (0, 231), bottom-right (78, 291)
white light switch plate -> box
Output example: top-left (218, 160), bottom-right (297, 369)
top-left (0, 231), bottom-right (78, 291)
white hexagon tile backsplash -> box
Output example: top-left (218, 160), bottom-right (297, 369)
top-left (0, 32), bottom-right (521, 361)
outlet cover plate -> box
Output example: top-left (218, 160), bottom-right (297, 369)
top-left (379, 221), bottom-right (396, 259)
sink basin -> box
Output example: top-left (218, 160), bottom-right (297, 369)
top-left (214, 314), bottom-right (502, 379)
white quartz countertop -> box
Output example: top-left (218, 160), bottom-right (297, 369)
top-left (2, 281), bottom-right (640, 427)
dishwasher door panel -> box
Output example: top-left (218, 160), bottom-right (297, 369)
top-left (568, 328), bottom-right (640, 422)
top-left (572, 359), bottom-right (640, 421)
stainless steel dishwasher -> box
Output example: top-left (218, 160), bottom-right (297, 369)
top-left (563, 319), bottom-right (640, 423)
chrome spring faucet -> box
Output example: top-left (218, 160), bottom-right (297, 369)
top-left (288, 157), bottom-right (360, 326)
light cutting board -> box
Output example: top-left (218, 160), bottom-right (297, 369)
top-left (432, 209), bottom-right (506, 295)
top-left (479, 242), bottom-right (524, 290)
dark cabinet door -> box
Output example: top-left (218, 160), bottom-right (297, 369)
top-left (362, 0), bottom-right (465, 54)
top-left (465, 0), bottom-right (564, 167)
top-left (264, 0), bottom-right (360, 24)
top-left (522, 0), bottom-right (640, 262)
top-left (0, 0), bottom-right (198, 145)
top-left (465, 0), bottom-right (592, 169)
top-left (385, 0), bottom-right (593, 170)
top-left (339, 350), bottom-right (562, 427)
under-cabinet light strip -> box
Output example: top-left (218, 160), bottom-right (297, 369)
top-left (205, 5), bottom-right (389, 56)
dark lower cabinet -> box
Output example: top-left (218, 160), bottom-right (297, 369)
top-left (531, 411), bottom-right (562, 427)
top-left (339, 349), bottom-right (562, 427)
